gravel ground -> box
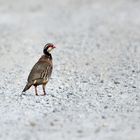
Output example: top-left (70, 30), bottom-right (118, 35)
top-left (0, 0), bottom-right (140, 140)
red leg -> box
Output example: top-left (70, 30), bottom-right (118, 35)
top-left (34, 86), bottom-right (38, 96)
top-left (42, 84), bottom-right (46, 96)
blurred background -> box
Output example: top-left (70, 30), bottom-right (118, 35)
top-left (0, 0), bottom-right (140, 140)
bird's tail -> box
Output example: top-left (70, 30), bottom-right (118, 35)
top-left (22, 83), bottom-right (32, 92)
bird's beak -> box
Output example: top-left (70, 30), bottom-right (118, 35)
top-left (53, 46), bottom-right (56, 49)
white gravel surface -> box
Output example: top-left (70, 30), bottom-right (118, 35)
top-left (0, 0), bottom-right (140, 140)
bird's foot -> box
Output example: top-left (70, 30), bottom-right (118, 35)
top-left (40, 92), bottom-right (46, 96)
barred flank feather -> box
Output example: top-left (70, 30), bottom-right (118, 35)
top-left (22, 83), bottom-right (32, 92)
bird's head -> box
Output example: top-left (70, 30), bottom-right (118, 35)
top-left (43, 43), bottom-right (56, 54)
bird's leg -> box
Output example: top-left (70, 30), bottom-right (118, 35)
top-left (34, 85), bottom-right (38, 96)
top-left (42, 84), bottom-right (46, 96)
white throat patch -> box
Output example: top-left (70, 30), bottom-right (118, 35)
top-left (47, 47), bottom-right (53, 52)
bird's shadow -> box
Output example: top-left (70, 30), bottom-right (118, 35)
top-left (19, 92), bottom-right (55, 98)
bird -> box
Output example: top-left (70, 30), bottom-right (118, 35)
top-left (22, 43), bottom-right (56, 96)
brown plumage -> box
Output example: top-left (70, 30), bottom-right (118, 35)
top-left (22, 43), bottom-right (56, 96)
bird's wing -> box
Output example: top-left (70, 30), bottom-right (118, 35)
top-left (27, 61), bottom-right (52, 83)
